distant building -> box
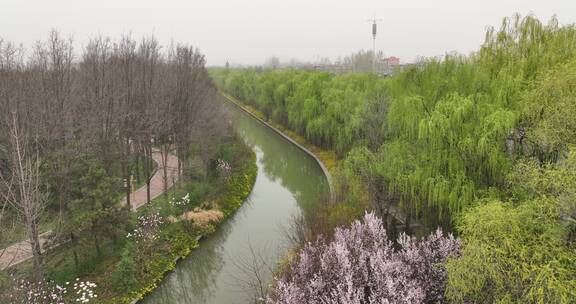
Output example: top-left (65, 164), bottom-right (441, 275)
top-left (298, 55), bottom-right (403, 77)
top-left (386, 56), bottom-right (400, 66)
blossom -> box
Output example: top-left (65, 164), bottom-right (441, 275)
top-left (169, 193), bottom-right (192, 206)
top-left (266, 212), bottom-right (460, 304)
top-left (216, 159), bottom-right (232, 180)
top-left (5, 278), bottom-right (97, 303)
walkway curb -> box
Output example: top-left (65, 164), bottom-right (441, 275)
top-left (221, 94), bottom-right (420, 228)
top-left (221, 93), bottom-right (335, 202)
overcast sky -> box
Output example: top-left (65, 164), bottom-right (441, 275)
top-left (1, 0), bottom-right (575, 66)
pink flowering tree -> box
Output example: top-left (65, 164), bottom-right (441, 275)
top-left (266, 213), bottom-right (460, 304)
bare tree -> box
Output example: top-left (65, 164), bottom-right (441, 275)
top-left (0, 181), bottom-right (9, 264)
top-left (0, 112), bottom-right (47, 281)
top-left (170, 45), bottom-right (227, 175)
top-left (78, 36), bottom-right (116, 168)
top-left (28, 30), bottom-right (75, 236)
top-left (230, 242), bottom-right (275, 303)
top-left (135, 36), bottom-right (161, 203)
top-left (116, 35), bottom-right (138, 207)
top-left (153, 43), bottom-right (228, 194)
top-left (0, 38), bottom-right (26, 270)
top-left (0, 32), bottom-right (228, 280)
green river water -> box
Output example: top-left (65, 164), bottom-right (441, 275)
top-left (142, 103), bottom-right (330, 303)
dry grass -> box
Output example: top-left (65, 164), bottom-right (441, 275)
top-left (182, 209), bottom-right (224, 228)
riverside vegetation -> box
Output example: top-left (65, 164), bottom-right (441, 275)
top-left (0, 32), bottom-right (257, 303)
top-left (211, 14), bottom-right (576, 303)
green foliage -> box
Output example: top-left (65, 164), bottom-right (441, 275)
top-left (2, 133), bottom-right (257, 303)
top-left (67, 159), bottom-right (121, 222)
top-left (217, 140), bottom-right (258, 216)
top-left (446, 147), bottom-right (576, 303)
top-left (338, 147), bottom-right (385, 208)
top-left (213, 14), bottom-right (576, 303)
top-left (0, 271), bottom-right (8, 287)
top-left (445, 198), bottom-right (576, 304)
top-left (111, 223), bottom-right (201, 304)
top-left (107, 138), bottom-right (257, 303)
top-left (33, 158), bottom-right (134, 285)
top-left (212, 14), bottom-right (576, 226)
top-left (443, 50), bottom-right (576, 304)
top-left (211, 69), bottom-right (384, 156)
top-left (112, 241), bottom-right (137, 292)
top-left (521, 59), bottom-right (576, 160)
top-left (380, 15), bottom-right (576, 223)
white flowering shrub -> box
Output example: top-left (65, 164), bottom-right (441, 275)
top-left (216, 159), bottom-right (232, 180)
top-left (169, 193), bottom-right (191, 207)
top-left (126, 212), bottom-right (165, 263)
top-left (266, 213), bottom-right (460, 304)
top-left (73, 280), bottom-right (97, 303)
top-left (126, 213), bottom-right (164, 244)
top-left (6, 278), bottom-right (97, 303)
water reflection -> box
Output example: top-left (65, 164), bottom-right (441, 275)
top-left (142, 105), bottom-right (329, 304)
top-left (149, 213), bottom-right (234, 302)
top-left (234, 111), bottom-right (328, 211)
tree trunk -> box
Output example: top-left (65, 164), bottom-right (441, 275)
top-left (144, 143), bottom-right (152, 203)
top-left (383, 201), bottom-right (392, 232)
top-left (404, 207), bottom-right (412, 234)
top-left (135, 153), bottom-right (141, 185)
top-left (26, 212), bottom-right (43, 281)
top-left (5, 112), bottom-right (46, 282)
top-left (161, 144), bottom-right (169, 197)
top-left (122, 137), bottom-right (131, 208)
top-left (92, 220), bottom-right (101, 257)
top-left (70, 232), bottom-right (79, 269)
top-left (177, 157), bottom-right (182, 180)
top-left (56, 171), bottom-right (68, 237)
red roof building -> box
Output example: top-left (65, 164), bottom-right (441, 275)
top-left (386, 56), bottom-right (400, 66)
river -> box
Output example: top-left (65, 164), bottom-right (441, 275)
top-left (142, 102), bottom-right (330, 303)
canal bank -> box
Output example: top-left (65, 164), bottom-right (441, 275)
top-left (220, 93), bottom-right (335, 200)
top-left (141, 96), bottom-right (330, 304)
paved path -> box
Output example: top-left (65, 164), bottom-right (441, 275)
top-left (122, 148), bottom-right (179, 211)
top-left (0, 148), bottom-right (179, 270)
top-left (0, 231), bottom-right (54, 271)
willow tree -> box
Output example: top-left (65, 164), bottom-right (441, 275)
top-left (211, 14), bottom-right (576, 227)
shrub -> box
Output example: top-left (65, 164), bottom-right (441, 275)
top-left (112, 242), bottom-right (137, 292)
top-left (3, 278), bottom-right (97, 303)
top-left (266, 213), bottom-right (460, 304)
top-left (445, 150), bottom-right (576, 304)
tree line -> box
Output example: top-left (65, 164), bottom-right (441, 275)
top-left (0, 30), bottom-right (226, 283)
top-left (212, 14), bottom-right (576, 303)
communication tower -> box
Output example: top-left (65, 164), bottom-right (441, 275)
top-left (368, 17), bottom-right (382, 73)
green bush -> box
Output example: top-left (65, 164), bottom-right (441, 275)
top-left (445, 198), bottom-right (576, 303)
top-left (112, 242), bottom-right (137, 293)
